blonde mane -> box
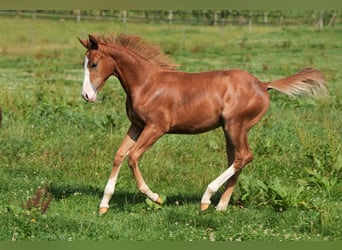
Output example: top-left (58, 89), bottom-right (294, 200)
top-left (94, 33), bottom-right (179, 71)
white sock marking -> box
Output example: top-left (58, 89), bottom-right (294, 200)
top-left (99, 165), bottom-right (121, 208)
top-left (138, 183), bottom-right (159, 202)
top-left (201, 164), bottom-right (235, 204)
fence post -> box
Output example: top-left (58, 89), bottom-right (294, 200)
top-left (316, 12), bottom-right (323, 29)
top-left (122, 10), bottom-right (127, 23)
top-left (168, 10), bottom-right (173, 25)
top-left (328, 12), bottom-right (336, 27)
top-left (280, 15), bottom-right (283, 27)
top-left (214, 11), bottom-right (218, 26)
top-left (248, 18), bottom-right (252, 32)
top-left (76, 10), bottom-right (81, 22)
top-left (248, 11), bottom-right (252, 33)
top-left (264, 11), bottom-right (268, 23)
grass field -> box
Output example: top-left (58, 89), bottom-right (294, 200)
top-left (0, 17), bottom-right (341, 241)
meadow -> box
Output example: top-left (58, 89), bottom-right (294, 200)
top-left (0, 16), bottom-right (341, 241)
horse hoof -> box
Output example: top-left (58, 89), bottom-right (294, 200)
top-left (98, 207), bottom-right (108, 216)
top-left (200, 203), bottom-right (210, 211)
top-left (156, 196), bottom-right (163, 204)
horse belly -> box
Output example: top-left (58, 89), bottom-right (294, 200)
top-left (168, 123), bottom-right (221, 134)
top-left (169, 104), bottom-right (222, 134)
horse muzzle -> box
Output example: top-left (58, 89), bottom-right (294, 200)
top-left (82, 91), bottom-right (97, 102)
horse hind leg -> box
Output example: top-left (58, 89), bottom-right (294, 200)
top-left (200, 122), bottom-right (253, 211)
top-left (215, 123), bottom-right (255, 211)
top-left (215, 131), bottom-right (238, 211)
top-left (215, 170), bottom-right (241, 211)
top-left (200, 163), bottom-right (237, 211)
top-left (213, 89), bottom-right (269, 211)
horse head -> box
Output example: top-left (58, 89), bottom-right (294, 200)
top-left (79, 35), bottom-right (115, 102)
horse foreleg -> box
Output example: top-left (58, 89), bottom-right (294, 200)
top-left (99, 124), bottom-right (140, 215)
top-left (127, 124), bottom-right (164, 205)
top-left (130, 164), bottom-right (162, 204)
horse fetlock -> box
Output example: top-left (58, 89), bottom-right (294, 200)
top-left (201, 189), bottom-right (214, 205)
top-left (138, 183), bottom-right (149, 193)
top-left (201, 182), bottom-right (219, 205)
top-left (138, 184), bottom-right (159, 202)
top-left (215, 201), bottom-right (228, 211)
top-left (207, 182), bottom-right (219, 194)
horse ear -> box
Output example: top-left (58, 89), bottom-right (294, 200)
top-left (78, 37), bottom-right (88, 49)
top-left (88, 35), bottom-right (99, 50)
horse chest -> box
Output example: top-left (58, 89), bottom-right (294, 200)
top-left (125, 101), bottom-right (146, 128)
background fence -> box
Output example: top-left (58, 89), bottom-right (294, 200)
top-left (0, 10), bottom-right (341, 28)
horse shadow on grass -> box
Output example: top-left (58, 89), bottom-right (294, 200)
top-left (49, 183), bottom-right (103, 200)
top-left (108, 192), bottom-right (222, 212)
top-left (48, 183), bottom-right (220, 211)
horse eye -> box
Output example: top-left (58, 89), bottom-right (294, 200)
top-left (90, 62), bottom-right (98, 68)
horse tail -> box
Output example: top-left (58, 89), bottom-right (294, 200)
top-left (266, 68), bottom-right (327, 98)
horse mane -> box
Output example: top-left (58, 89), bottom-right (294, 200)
top-left (94, 33), bottom-right (179, 71)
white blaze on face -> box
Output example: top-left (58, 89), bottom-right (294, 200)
top-left (82, 56), bottom-right (97, 102)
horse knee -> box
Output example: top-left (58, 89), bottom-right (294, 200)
top-left (127, 151), bottom-right (139, 168)
top-left (138, 183), bottom-right (148, 193)
top-left (113, 151), bottom-right (127, 166)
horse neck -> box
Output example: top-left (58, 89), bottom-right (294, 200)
top-left (106, 45), bottom-right (155, 95)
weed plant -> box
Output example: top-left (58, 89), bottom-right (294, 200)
top-left (0, 17), bottom-right (341, 241)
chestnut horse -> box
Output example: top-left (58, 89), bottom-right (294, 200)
top-left (78, 34), bottom-right (327, 215)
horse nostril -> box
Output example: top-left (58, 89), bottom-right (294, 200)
top-left (82, 93), bottom-right (89, 101)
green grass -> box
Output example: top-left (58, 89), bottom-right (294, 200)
top-left (0, 17), bottom-right (341, 241)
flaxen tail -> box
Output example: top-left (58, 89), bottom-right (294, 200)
top-left (266, 68), bottom-right (327, 98)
